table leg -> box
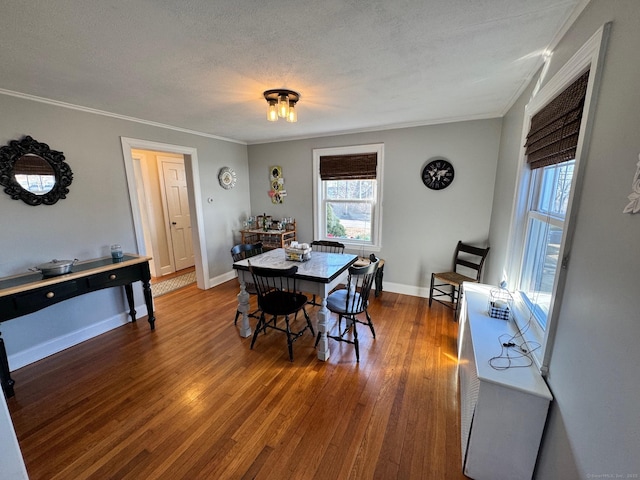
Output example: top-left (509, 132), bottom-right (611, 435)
top-left (316, 297), bottom-right (331, 361)
top-left (0, 334), bottom-right (15, 398)
top-left (124, 284), bottom-right (137, 322)
top-left (142, 280), bottom-right (156, 330)
top-left (375, 265), bottom-right (384, 297)
top-left (237, 281), bottom-right (252, 338)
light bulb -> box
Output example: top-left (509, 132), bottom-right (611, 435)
top-left (286, 103), bottom-right (297, 123)
top-left (267, 101), bottom-right (278, 121)
top-left (278, 94), bottom-right (289, 118)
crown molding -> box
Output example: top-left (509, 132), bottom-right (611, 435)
top-left (0, 88), bottom-right (246, 145)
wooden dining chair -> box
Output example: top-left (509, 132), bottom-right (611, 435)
top-left (310, 240), bottom-right (346, 254)
top-left (308, 240), bottom-right (345, 306)
top-left (315, 258), bottom-right (379, 362)
top-left (429, 241), bottom-right (490, 318)
top-left (249, 263), bottom-right (314, 362)
top-left (230, 242), bottom-right (263, 325)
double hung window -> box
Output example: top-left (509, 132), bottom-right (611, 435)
top-left (312, 144), bottom-right (384, 250)
top-left (519, 160), bottom-right (574, 329)
top-left (508, 24), bottom-right (609, 373)
top-left (516, 68), bottom-right (589, 333)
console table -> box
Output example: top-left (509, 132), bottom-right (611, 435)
top-left (0, 254), bottom-right (155, 398)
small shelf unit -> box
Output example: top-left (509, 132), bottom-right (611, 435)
top-left (240, 222), bottom-right (296, 250)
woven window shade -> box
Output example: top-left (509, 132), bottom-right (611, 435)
top-left (15, 154), bottom-right (54, 175)
top-left (524, 70), bottom-right (590, 170)
top-left (319, 153), bottom-right (377, 180)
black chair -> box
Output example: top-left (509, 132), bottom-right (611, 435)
top-left (230, 242), bottom-right (263, 325)
top-left (429, 241), bottom-right (490, 317)
top-left (310, 240), bottom-right (346, 254)
top-left (315, 259), bottom-right (379, 362)
top-left (308, 240), bottom-right (345, 306)
top-left (249, 264), bottom-right (314, 362)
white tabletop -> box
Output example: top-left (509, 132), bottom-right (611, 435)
top-left (233, 248), bottom-right (357, 283)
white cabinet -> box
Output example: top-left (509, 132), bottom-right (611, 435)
top-left (0, 392), bottom-right (28, 479)
top-left (458, 283), bottom-right (552, 480)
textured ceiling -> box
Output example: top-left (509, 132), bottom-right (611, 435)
top-left (0, 0), bottom-right (587, 144)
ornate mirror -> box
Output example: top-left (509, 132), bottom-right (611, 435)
top-left (0, 136), bottom-right (73, 205)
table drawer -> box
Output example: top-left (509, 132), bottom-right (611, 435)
top-left (86, 266), bottom-right (140, 289)
top-left (13, 281), bottom-right (80, 311)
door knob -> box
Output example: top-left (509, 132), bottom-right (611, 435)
top-left (172, 222), bottom-right (177, 225)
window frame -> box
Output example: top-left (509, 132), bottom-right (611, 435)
top-left (506, 24), bottom-right (609, 375)
top-left (312, 144), bottom-right (384, 251)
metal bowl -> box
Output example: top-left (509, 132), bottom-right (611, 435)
top-left (30, 259), bottom-right (78, 276)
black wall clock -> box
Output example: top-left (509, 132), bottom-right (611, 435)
top-left (421, 158), bottom-right (455, 190)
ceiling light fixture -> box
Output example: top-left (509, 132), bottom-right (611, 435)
top-left (263, 89), bottom-right (300, 123)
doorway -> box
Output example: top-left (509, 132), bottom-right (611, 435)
top-left (121, 137), bottom-right (209, 290)
top-left (130, 150), bottom-right (195, 277)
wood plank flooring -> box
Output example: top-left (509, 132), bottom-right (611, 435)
top-left (7, 279), bottom-right (468, 479)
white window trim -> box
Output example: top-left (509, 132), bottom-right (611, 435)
top-left (312, 143), bottom-right (384, 252)
top-left (505, 23), bottom-right (610, 375)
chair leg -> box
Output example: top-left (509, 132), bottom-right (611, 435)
top-left (365, 310), bottom-right (376, 339)
top-left (234, 309), bottom-right (241, 325)
top-left (251, 314), bottom-right (266, 350)
top-left (302, 307), bottom-right (315, 336)
top-left (284, 315), bottom-right (294, 362)
top-left (353, 321), bottom-right (360, 362)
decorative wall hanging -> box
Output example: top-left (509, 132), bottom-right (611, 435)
top-left (623, 153), bottom-right (640, 214)
top-left (268, 165), bottom-right (286, 204)
top-left (218, 166), bottom-right (237, 190)
top-left (0, 135), bottom-right (73, 206)
top-left (421, 158), bottom-right (454, 190)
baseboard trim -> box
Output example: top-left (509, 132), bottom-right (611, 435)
top-left (216, 270), bottom-right (431, 299)
top-left (8, 303), bottom-right (148, 371)
top-left (382, 281), bottom-right (430, 299)
top-left (209, 270), bottom-right (238, 288)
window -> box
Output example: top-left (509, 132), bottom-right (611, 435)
top-left (507, 24), bottom-right (608, 373)
top-left (312, 144), bottom-right (384, 250)
top-left (516, 66), bottom-right (589, 334)
top-left (519, 161), bottom-right (574, 329)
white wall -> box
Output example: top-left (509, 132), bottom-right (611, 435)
top-left (248, 119), bottom-right (502, 297)
top-left (486, 0), bottom-right (640, 477)
top-left (0, 93), bottom-right (250, 369)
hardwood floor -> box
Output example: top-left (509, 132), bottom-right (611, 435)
top-left (151, 266), bottom-right (196, 285)
top-left (7, 280), bottom-right (468, 479)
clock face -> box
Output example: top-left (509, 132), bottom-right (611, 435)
top-left (422, 159), bottom-right (454, 190)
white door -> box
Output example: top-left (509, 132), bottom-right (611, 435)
top-left (159, 158), bottom-right (194, 271)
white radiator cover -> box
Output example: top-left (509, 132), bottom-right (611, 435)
top-left (458, 283), bottom-right (552, 480)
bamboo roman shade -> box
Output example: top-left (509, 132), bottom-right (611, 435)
top-left (319, 153), bottom-right (377, 180)
top-left (524, 70), bottom-right (590, 170)
top-left (15, 154), bottom-right (54, 175)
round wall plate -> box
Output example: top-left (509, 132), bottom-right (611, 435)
top-left (218, 167), bottom-right (237, 189)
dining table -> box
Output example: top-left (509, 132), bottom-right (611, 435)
top-left (232, 248), bottom-right (358, 361)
